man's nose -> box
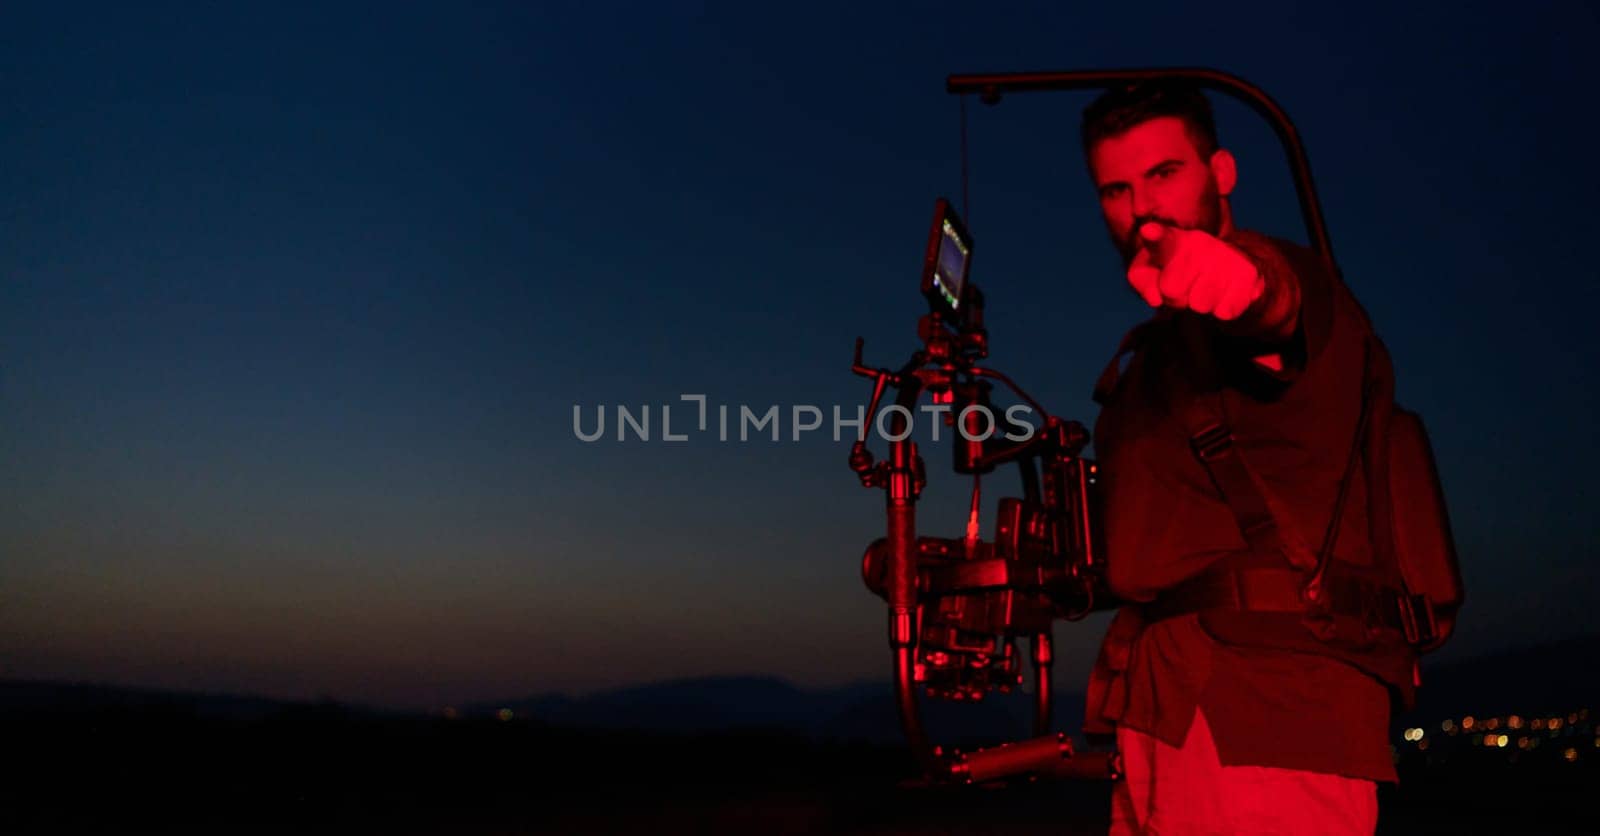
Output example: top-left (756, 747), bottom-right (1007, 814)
top-left (1131, 186), bottom-right (1157, 219)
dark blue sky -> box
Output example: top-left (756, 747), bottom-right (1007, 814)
top-left (2, 2), bottom-right (1595, 709)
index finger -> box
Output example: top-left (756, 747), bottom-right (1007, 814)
top-left (1139, 221), bottom-right (1182, 269)
top-left (1126, 247), bottom-right (1163, 307)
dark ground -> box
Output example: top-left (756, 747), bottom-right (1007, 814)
top-left (3, 698), bottom-right (1595, 835)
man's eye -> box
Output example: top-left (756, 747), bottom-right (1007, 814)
top-left (1101, 184), bottom-right (1127, 199)
top-left (1153, 167), bottom-right (1174, 180)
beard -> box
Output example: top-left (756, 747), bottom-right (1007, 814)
top-left (1114, 178), bottom-right (1225, 266)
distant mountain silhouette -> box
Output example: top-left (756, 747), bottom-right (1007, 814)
top-left (1402, 634), bottom-right (1600, 723)
top-left (465, 674), bottom-right (1069, 744)
top-left (475, 675), bottom-right (832, 734)
top-left (0, 678), bottom-right (306, 719)
top-left (472, 634), bottom-right (1600, 741)
top-left (5, 635), bottom-right (1594, 743)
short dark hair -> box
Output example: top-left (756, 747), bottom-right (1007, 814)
top-left (1081, 80), bottom-right (1219, 159)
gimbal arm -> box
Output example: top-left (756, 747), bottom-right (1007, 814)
top-left (969, 366), bottom-right (1052, 425)
top-left (849, 338), bottom-right (937, 773)
top-left (883, 373), bottom-right (931, 771)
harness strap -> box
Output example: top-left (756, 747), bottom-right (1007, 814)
top-left (1142, 567), bottom-right (1410, 633)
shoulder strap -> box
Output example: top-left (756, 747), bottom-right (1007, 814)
top-left (1303, 337), bottom-right (1377, 600)
top-left (1175, 316), bottom-right (1372, 579)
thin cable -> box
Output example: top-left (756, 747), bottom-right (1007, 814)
top-left (959, 93), bottom-right (970, 224)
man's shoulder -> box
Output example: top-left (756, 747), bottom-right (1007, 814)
top-left (1225, 227), bottom-right (1303, 254)
top-left (1229, 227), bottom-right (1378, 360)
top-left (1225, 229), bottom-right (1331, 282)
top-left (1226, 228), bottom-right (1361, 302)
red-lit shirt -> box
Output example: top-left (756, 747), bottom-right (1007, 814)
top-left (1088, 229), bottom-right (1397, 783)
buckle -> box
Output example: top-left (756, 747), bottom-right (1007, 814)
top-left (1190, 424), bottom-right (1234, 461)
top-left (1397, 594), bottom-right (1438, 646)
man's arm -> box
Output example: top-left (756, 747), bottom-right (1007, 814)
top-left (1218, 229), bottom-right (1302, 345)
top-left (1126, 223), bottom-right (1311, 372)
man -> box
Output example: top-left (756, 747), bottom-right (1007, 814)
top-left (1081, 81), bottom-right (1406, 834)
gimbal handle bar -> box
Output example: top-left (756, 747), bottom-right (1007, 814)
top-left (946, 68), bottom-right (1340, 277)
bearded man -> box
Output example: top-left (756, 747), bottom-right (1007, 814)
top-left (1081, 81), bottom-right (1403, 835)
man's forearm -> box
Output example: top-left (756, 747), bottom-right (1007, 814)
top-left (1236, 264), bottom-right (1301, 342)
top-left (1223, 233), bottom-right (1303, 343)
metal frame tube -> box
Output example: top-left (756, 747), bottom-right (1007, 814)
top-left (946, 68), bottom-right (1339, 276)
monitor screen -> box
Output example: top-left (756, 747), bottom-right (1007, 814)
top-left (922, 198), bottom-right (972, 320)
top-left (933, 217), bottom-right (970, 312)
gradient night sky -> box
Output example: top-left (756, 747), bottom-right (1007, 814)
top-left (3, 2), bottom-right (1596, 710)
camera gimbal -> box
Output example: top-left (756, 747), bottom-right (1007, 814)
top-left (848, 67), bottom-right (1341, 785)
top-left (849, 254), bottom-right (1117, 784)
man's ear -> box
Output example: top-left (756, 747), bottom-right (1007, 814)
top-left (1209, 148), bottom-right (1238, 196)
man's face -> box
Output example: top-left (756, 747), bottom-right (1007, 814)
top-left (1087, 116), bottom-right (1230, 264)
